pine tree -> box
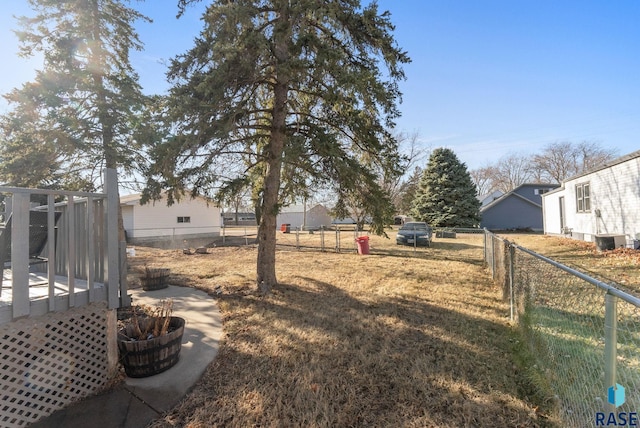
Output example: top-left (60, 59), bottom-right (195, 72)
top-left (411, 148), bottom-right (481, 227)
top-left (147, 0), bottom-right (410, 293)
top-left (0, 111), bottom-right (63, 188)
top-left (0, 0), bottom-right (152, 190)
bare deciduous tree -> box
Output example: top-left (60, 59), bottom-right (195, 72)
top-left (383, 131), bottom-right (428, 210)
top-left (575, 141), bottom-right (618, 171)
top-left (470, 166), bottom-right (496, 196)
top-left (469, 141), bottom-right (618, 197)
top-left (531, 141), bottom-right (575, 184)
top-left (532, 141), bottom-right (617, 183)
top-left (490, 153), bottom-right (533, 193)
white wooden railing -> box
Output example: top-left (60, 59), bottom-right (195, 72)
top-left (0, 169), bottom-right (128, 323)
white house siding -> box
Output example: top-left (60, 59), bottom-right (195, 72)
top-left (121, 194), bottom-right (221, 248)
top-left (542, 151), bottom-right (640, 244)
top-left (122, 205), bottom-right (134, 235)
top-left (541, 190), bottom-right (563, 235)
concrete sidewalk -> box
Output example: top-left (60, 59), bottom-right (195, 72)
top-left (31, 285), bottom-right (222, 428)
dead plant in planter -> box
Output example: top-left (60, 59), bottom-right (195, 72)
top-left (120, 299), bottom-right (175, 341)
top-left (117, 299), bottom-right (186, 378)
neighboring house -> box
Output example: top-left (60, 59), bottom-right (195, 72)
top-left (121, 193), bottom-right (221, 248)
top-left (276, 204), bottom-right (333, 230)
top-left (480, 183), bottom-right (559, 231)
top-left (222, 211), bottom-right (257, 226)
top-left (478, 190), bottom-right (504, 207)
top-left (542, 150), bottom-right (640, 248)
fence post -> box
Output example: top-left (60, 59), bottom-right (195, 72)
top-left (296, 227), bottom-right (300, 250)
top-left (11, 192), bottom-right (30, 319)
top-left (604, 292), bottom-right (618, 413)
top-left (119, 243), bottom-right (130, 307)
top-left (483, 229), bottom-right (487, 264)
top-left (67, 195), bottom-right (76, 307)
top-left (490, 235), bottom-right (496, 280)
top-left (321, 227), bottom-right (325, 252)
top-left (47, 194), bottom-right (57, 311)
top-left (509, 244), bottom-right (516, 322)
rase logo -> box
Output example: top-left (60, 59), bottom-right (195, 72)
top-left (610, 384), bottom-right (626, 408)
top-left (595, 384), bottom-right (638, 426)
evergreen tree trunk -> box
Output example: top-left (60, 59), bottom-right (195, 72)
top-left (256, 5), bottom-right (290, 294)
top-left (90, 0), bottom-right (126, 243)
top-left (256, 160), bottom-right (280, 293)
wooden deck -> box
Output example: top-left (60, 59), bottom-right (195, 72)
top-left (1, 270), bottom-right (106, 322)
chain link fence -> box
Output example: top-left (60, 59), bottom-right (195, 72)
top-left (219, 226), bottom-right (365, 252)
top-left (485, 230), bottom-right (640, 426)
top-left (217, 226), bottom-right (486, 253)
top-left (275, 226), bottom-right (363, 253)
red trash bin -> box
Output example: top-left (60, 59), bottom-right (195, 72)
top-left (355, 236), bottom-right (370, 255)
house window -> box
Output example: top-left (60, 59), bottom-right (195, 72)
top-left (177, 216), bottom-right (191, 223)
top-left (534, 188), bottom-right (552, 195)
top-left (575, 183), bottom-right (590, 213)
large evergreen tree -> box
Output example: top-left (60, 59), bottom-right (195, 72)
top-left (146, 0), bottom-right (409, 293)
top-left (0, 0), bottom-right (152, 190)
top-left (411, 148), bottom-right (481, 227)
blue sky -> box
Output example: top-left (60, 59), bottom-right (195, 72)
top-left (1, 1), bottom-right (639, 170)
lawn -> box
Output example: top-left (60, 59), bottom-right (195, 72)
top-left (127, 232), bottom-right (563, 427)
top-left (497, 234), bottom-right (640, 424)
top-left (500, 233), bottom-right (640, 293)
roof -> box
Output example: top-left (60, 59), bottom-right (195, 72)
top-left (120, 192), bottom-right (218, 206)
top-left (278, 203), bottom-right (328, 214)
top-left (478, 190), bottom-right (504, 207)
top-left (480, 183), bottom-right (558, 212)
top-left (481, 192), bottom-right (541, 212)
top-left (477, 190), bottom-right (503, 201)
top-left (559, 149), bottom-right (640, 184)
top-left (120, 193), bottom-right (143, 204)
top-left (541, 150), bottom-right (640, 197)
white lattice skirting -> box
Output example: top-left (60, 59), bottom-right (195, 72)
top-left (1, 302), bottom-right (111, 427)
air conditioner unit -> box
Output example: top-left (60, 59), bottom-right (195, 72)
top-left (594, 234), bottom-right (626, 251)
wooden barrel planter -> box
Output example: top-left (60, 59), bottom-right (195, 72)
top-left (140, 268), bottom-right (170, 291)
top-left (117, 316), bottom-right (185, 378)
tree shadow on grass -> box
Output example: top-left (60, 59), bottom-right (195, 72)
top-left (371, 242), bottom-right (486, 267)
top-left (166, 276), bottom-right (555, 427)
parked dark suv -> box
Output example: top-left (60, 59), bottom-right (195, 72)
top-left (396, 222), bottom-right (432, 247)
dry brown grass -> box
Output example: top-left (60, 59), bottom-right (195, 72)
top-left (128, 233), bottom-right (556, 427)
top-left (500, 233), bottom-right (640, 292)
